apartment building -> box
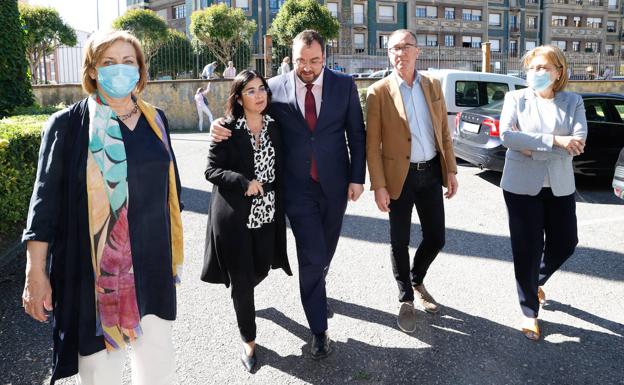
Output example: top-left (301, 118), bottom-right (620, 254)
top-left (127, 0), bottom-right (188, 33)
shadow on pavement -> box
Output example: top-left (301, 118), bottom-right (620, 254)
top-left (0, 255), bottom-right (53, 385)
top-left (340, 213), bottom-right (624, 282)
top-left (256, 299), bottom-right (622, 385)
top-left (181, 187), bottom-right (211, 214)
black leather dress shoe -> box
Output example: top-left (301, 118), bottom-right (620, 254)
top-left (310, 333), bottom-right (333, 360)
top-left (240, 349), bottom-right (257, 372)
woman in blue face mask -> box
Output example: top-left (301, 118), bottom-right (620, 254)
top-left (498, 45), bottom-right (587, 341)
top-left (21, 30), bottom-right (183, 384)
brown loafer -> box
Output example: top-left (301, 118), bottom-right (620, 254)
top-left (538, 287), bottom-right (546, 305)
top-left (414, 284), bottom-right (439, 314)
top-left (397, 302), bottom-right (417, 333)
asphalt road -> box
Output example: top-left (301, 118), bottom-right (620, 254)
top-left (1, 132), bottom-right (623, 385)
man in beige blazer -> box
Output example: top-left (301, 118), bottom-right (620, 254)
top-left (366, 29), bottom-right (458, 333)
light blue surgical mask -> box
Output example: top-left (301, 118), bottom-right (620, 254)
top-left (97, 64), bottom-right (140, 99)
top-left (527, 71), bottom-right (554, 92)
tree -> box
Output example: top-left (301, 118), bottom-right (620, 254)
top-left (0, 0), bottom-right (32, 117)
top-left (112, 9), bottom-right (169, 67)
top-left (270, 0), bottom-right (339, 47)
top-left (19, 3), bottom-right (77, 84)
top-left (150, 30), bottom-right (193, 80)
top-left (190, 4), bottom-right (256, 68)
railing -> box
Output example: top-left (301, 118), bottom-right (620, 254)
top-left (36, 42), bottom-right (624, 84)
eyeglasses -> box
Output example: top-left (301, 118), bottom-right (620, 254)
top-left (388, 44), bottom-right (416, 54)
top-left (294, 58), bottom-right (323, 68)
top-left (527, 65), bottom-right (560, 73)
top-left (241, 86), bottom-right (268, 98)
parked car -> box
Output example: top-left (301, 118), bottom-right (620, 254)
top-left (368, 69), bottom-right (392, 78)
top-left (453, 93), bottom-right (624, 177)
top-left (351, 72), bottom-right (372, 79)
top-left (613, 147), bottom-right (624, 199)
top-left (422, 69), bottom-right (527, 131)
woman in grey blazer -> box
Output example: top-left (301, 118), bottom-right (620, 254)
top-left (499, 45), bottom-right (587, 341)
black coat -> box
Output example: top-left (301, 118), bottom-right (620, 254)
top-left (201, 116), bottom-right (292, 286)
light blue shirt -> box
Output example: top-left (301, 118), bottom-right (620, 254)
top-left (395, 71), bottom-right (437, 162)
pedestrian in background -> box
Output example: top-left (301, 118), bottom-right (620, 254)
top-left (279, 56), bottom-right (290, 75)
top-left (223, 61), bottom-right (237, 79)
top-left (21, 30), bottom-right (184, 385)
top-left (201, 70), bottom-right (292, 372)
top-left (201, 61), bottom-right (218, 79)
top-left (366, 29), bottom-right (458, 333)
top-left (499, 45), bottom-right (587, 341)
top-left (195, 84), bottom-right (214, 131)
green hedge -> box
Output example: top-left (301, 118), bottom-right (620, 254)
top-left (0, 106), bottom-right (62, 242)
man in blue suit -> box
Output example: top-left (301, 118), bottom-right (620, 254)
top-left (211, 30), bottom-right (366, 359)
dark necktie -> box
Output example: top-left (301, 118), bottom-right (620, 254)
top-left (304, 83), bottom-right (319, 181)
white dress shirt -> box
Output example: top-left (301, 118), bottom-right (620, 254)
top-left (294, 69), bottom-right (323, 117)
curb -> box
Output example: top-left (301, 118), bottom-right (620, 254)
top-left (0, 240), bottom-right (24, 268)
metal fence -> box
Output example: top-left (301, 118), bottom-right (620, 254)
top-left (40, 41), bottom-right (624, 84)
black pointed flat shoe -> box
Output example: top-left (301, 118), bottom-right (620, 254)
top-left (240, 349), bottom-right (257, 372)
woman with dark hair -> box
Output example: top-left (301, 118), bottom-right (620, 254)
top-left (201, 70), bottom-right (291, 371)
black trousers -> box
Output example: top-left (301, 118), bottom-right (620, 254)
top-left (389, 161), bottom-right (445, 303)
top-left (503, 189), bottom-right (578, 318)
top-left (230, 222), bottom-right (275, 342)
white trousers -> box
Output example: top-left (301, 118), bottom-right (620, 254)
top-left (196, 104), bottom-right (214, 131)
top-left (76, 315), bottom-right (177, 385)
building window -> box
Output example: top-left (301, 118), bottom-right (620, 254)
top-left (525, 40), bottom-right (536, 51)
top-left (585, 41), bottom-right (600, 53)
top-left (444, 8), bottom-right (454, 20)
top-left (510, 15), bottom-right (519, 30)
top-left (462, 9), bottom-right (481, 21)
top-left (607, 20), bottom-right (616, 32)
top-left (444, 35), bottom-right (454, 47)
top-left (490, 39), bottom-right (500, 52)
top-left (606, 44), bottom-right (615, 56)
top-left (425, 6), bottom-right (437, 19)
top-left (462, 36), bottom-right (481, 48)
top-left (327, 2), bottom-right (338, 18)
top-left (235, 0), bottom-right (249, 12)
top-left (173, 4), bottom-right (185, 19)
top-left (426, 35), bottom-right (438, 46)
top-left (353, 4), bottom-right (364, 24)
top-left (378, 5), bottom-right (395, 23)
top-left (551, 40), bottom-right (567, 51)
top-left (587, 17), bottom-right (602, 28)
top-left (573, 16), bottom-right (581, 27)
top-left (608, 0), bottom-right (618, 9)
top-left (378, 34), bottom-right (389, 49)
top-left (572, 41), bottom-right (580, 52)
top-left (509, 40), bottom-right (518, 56)
top-left (527, 16), bottom-right (537, 29)
top-left (156, 9), bottom-right (168, 20)
top-left (416, 6), bottom-right (426, 18)
top-left (551, 15), bottom-right (567, 27)
top-left (488, 13), bottom-right (501, 26)
top-left (354, 33), bottom-right (365, 53)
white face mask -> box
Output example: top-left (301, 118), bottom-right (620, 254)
top-left (527, 71), bottom-right (554, 92)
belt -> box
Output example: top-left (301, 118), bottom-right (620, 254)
top-left (409, 155), bottom-right (439, 171)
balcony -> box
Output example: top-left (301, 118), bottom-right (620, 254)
top-left (414, 17), bottom-right (484, 33)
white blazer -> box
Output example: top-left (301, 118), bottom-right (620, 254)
top-left (499, 88), bottom-right (588, 196)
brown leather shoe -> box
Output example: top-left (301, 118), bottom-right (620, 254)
top-left (397, 302), bottom-right (417, 333)
top-left (414, 284), bottom-right (439, 314)
top-left (538, 287), bottom-right (546, 305)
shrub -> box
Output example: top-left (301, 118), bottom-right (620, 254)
top-left (0, 105), bottom-right (62, 242)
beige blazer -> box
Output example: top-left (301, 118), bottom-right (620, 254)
top-left (366, 72), bottom-right (457, 199)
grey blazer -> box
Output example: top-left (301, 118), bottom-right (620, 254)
top-left (499, 88), bottom-right (588, 196)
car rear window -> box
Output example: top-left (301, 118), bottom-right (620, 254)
top-left (455, 81), bottom-right (509, 107)
top-left (584, 99), bottom-right (609, 122)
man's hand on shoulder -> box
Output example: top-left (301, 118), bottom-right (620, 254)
top-left (209, 117), bottom-right (231, 143)
top-left (348, 183), bottom-right (364, 202)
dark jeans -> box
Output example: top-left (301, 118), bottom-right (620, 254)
top-left (503, 189), bottom-right (578, 318)
top-left (389, 161), bottom-right (445, 303)
top-left (230, 223), bottom-right (275, 342)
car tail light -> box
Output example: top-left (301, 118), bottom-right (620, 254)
top-left (455, 112), bottom-right (461, 130)
top-left (482, 118), bottom-right (500, 137)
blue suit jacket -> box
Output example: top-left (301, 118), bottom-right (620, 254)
top-left (267, 68), bottom-right (366, 200)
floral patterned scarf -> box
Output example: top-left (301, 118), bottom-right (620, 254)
top-left (86, 94), bottom-right (184, 351)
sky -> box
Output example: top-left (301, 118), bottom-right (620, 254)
top-left (29, 0), bottom-right (127, 34)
